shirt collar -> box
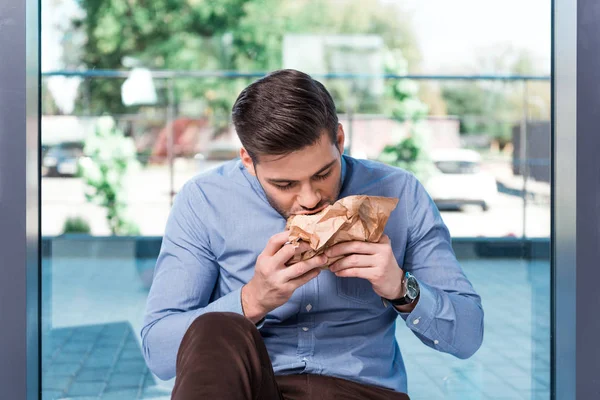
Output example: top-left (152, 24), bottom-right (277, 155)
top-left (340, 154), bottom-right (348, 191)
top-left (239, 160), bottom-right (269, 204)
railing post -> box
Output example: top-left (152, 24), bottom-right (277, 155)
top-left (520, 79), bottom-right (529, 239)
top-left (167, 77), bottom-right (176, 207)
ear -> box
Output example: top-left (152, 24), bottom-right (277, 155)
top-left (240, 147), bottom-right (256, 176)
top-left (336, 124), bottom-right (345, 153)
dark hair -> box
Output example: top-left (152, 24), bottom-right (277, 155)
top-left (231, 69), bottom-right (338, 161)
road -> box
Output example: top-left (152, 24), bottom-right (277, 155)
top-left (42, 161), bottom-right (550, 238)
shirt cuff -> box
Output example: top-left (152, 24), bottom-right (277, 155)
top-left (193, 287), bottom-right (266, 329)
top-left (394, 280), bottom-right (438, 334)
top-left (231, 287), bottom-right (265, 329)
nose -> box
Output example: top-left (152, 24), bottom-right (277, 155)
top-left (298, 184), bottom-right (322, 211)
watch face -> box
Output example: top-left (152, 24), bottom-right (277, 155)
top-left (406, 276), bottom-right (419, 299)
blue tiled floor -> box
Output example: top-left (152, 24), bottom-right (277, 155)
top-left (43, 256), bottom-right (550, 399)
top-left (42, 322), bottom-right (169, 399)
top-left (398, 259), bottom-right (550, 400)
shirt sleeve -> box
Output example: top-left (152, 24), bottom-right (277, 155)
top-left (140, 181), bottom-right (256, 381)
top-left (395, 175), bottom-right (484, 359)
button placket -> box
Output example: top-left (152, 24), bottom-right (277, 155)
top-left (297, 278), bottom-right (316, 367)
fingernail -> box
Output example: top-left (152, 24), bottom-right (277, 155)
top-left (319, 255), bottom-right (328, 264)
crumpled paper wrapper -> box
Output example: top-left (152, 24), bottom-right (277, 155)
top-left (285, 195), bottom-right (399, 267)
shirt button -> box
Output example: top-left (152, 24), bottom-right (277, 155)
top-left (302, 327), bottom-right (309, 332)
top-left (413, 318), bottom-right (420, 325)
top-left (305, 304), bottom-right (312, 312)
top-left (434, 340), bottom-right (439, 345)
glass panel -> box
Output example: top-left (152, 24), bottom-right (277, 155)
top-left (41, 1), bottom-right (551, 399)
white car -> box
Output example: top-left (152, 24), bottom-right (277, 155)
top-left (424, 148), bottom-right (497, 211)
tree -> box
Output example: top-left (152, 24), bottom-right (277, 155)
top-left (72, 0), bottom-right (251, 115)
top-left (70, 0), bottom-right (427, 120)
top-left (78, 117), bottom-right (140, 235)
top-left (327, 0), bottom-right (422, 70)
top-left (443, 83), bottom-right (512, 136)
top-left (378, 49), bottom-right (434, 183)
top-left (442, 45), bottom-right (549, 145)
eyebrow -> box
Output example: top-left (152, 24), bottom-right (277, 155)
top-left (267, 160), bottom-right (337, 184)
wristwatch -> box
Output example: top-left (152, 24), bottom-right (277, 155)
top-left (386, 272), bottom-right (420, 306)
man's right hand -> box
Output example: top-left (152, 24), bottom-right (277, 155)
top-left (241, 231), bottom-right (327, 323)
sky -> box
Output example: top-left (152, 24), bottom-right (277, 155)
top-left (399, 0), bottom-right (552, 74)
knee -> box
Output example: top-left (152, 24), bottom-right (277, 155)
top-left (185, 312), bottom-right (257, 342)
top-left (175, 312), bottom-right (260, 380)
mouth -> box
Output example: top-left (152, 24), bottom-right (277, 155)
top-left (293, 204), bottom-right (329, 216)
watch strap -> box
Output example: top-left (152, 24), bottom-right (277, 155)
top-left (387, 295), bottom-right (413, 306)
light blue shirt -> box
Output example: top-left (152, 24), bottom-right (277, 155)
top-left (141, 155), bottom-right (484, 393)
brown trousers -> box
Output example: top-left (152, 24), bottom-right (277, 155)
top-left (171, 312), bottom-right (410, 400)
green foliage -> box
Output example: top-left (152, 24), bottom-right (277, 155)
top-left (78, 117), bottom-right (141, 235)
top-left (73, 0), bottom-right (249, 114)
top-left (62, 216), bottom-right (91, 234)
top-left (383, 49), bottom-right (429, 121)
top-left (70, 0), bottom-right (423, 119)
top-left (328, 0), bottom-right (422, 70)
top-left (380, 137), bottom-right (419, 169)
top-left (378, 49), bottom-right (433, 182)
top-left (442, 45), bottom-right (549, 144)
top-left (442, 83), bottom-right (513, 142)
top-left (379, 127), bottom-right (435, 183)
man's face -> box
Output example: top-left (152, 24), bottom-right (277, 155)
top-left (241, 127), bottom-right (345, 219)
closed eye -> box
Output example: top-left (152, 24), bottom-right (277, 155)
top-left (271, 168), bottom-right (332, 191)
top-left (273, 182), bottom-right (296, 191)
top-left (313, 170), bottom-right (332, 181)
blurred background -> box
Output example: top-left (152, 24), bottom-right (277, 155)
top-left (40, 1), bottom-right (551, 399)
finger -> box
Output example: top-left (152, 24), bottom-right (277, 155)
top-left (378, 234), bottom-right (391, 244)
top-left (325, 241), bottom-right (378, 258)
top-left (334, 267), bottom-right (373, 280)
top-left (271, 242), bottom-right (300, 266)
top-left (329, 254), bottom-right (374, 273)
top-left (272, 241), bottom-right (313, 267)
top-left (294, 241), bottom-right (312, 254)
top-left (289, 267), bottom-right (322, 288)
top-left (283, 254), bottom-right (328, 281)
top-left (264, 231), bottom-right (293, 256)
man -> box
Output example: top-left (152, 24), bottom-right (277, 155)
top-left (141, 69), bottom-right (484, 400)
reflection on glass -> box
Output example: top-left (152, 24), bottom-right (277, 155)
top-left (40, 0), bottom-right (551, 399)
top-left (435, 161), bottom-right (480, 174)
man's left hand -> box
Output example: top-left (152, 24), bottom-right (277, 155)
top-left (325, 235), bottom-right (405, 301)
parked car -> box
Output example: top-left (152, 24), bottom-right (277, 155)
top-left (424, 148), bottom-right (497, 211)
top-left (42, 141), bottom-right (84, 177)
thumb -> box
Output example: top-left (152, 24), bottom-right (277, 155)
top-left (378, 234), bottom-right (391, 244)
